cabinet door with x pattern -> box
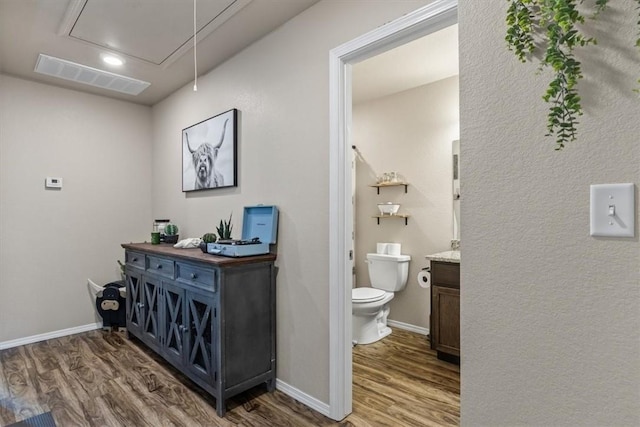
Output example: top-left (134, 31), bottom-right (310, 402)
top-left (125, 269), bottom-right (143, 339)
top-left (141, 274), bottom-right (162, 352)
top-left (184, 287), bottom-right (218, 385)
top-left (162, 281), bottom-right (187, 369)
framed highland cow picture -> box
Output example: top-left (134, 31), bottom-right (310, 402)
top-left (182, 109), bottom-right (238, 192)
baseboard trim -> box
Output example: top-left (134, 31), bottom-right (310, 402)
top-left (387, 319), bottom-right (429, 336)
top-left (276, 379), bottom-right (331, 418)
top-left (0, 322), bottom-right (102, 350)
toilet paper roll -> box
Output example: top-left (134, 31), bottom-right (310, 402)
top-left (376, 243), bottom-right (388, 254)
top-left (417, 270), bottom-right (430, 288)
top-left (387, 243), bottom-right (401, 256)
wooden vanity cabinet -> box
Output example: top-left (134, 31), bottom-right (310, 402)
top-left (430, 261), bottom-right (460, 362)
top-left (123, 243), bottom-right (276, 417)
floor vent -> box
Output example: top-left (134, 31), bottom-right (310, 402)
top-left (34, 54), bottom-right (150, 96)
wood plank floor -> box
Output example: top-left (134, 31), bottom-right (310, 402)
top-left (0, 328), bottom-right (459, 426)
top-left (348, 329), bottom-right (460, 426)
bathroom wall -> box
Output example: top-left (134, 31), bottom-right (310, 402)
top-left (353, 76), bottom-right (459, 330)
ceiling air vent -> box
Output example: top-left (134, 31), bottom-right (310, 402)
top-left (34, 54), bottom-right (150, 96)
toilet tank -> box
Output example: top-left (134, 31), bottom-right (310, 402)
top-left (366, 253), bottom-right (411, 292)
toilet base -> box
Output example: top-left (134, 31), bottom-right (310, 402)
top-left (352, 305), bottom-right (393, 345)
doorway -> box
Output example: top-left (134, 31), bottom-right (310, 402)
top-left (328, 0), bottom-right (458, 420)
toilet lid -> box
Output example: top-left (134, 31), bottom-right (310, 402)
top-left (352, 287), bottom-right (386, 303)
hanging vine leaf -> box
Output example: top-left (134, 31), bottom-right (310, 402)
top-left (635, 0), bottom-right (640, 92)
top-left (505, 0), bottom-right (639, 150)
top-left (505, 0), bottom-right (535, 62)
top-left (542, 1), bottom-right (596, 150)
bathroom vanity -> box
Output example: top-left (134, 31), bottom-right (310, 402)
top-left (122, 242), bottom-right (276, 417)
top-left (426, 251), bottom-right (460, 363)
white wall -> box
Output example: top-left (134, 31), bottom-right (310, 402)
top-left (460, 2), bottom-right (640, 426)
top-left (151, 0), bottom-right (431, 404)
top-left (353, 76), bottom-right (459, 329)
top-left (0, 75), bottom-right (152, 343)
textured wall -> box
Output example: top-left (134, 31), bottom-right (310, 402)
top-left (150, 0), bottom-right (431, 404)
top-left (0, 75), bottom-right (152, 343)
top-left (353, 77), bottom-right (459, 329)
top-left (460, 2), bottom-right (640, 426)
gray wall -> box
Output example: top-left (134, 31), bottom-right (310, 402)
top-left (353, 77), bottom-right (459, 329)
top-left (150, 0), bottom-right (431, 404)
top-left (0, 75), bottom-right (152, 342)
top-left (460, 1), bottom-right (640, 425)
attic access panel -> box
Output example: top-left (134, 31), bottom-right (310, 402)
top-left (66, 0), bottom-right (249, 66)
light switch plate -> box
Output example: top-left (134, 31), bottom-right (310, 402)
top-left (590, 183), bottom-right (635, 237)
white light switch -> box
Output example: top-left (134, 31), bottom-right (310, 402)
top-left (590, 183), bottom-right (635, 237)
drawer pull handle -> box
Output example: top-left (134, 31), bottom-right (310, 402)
top-left (132, 258), bottom-right (138, 262)
top-left (190, 273), bottom-right (198, 279)
top-left (156, 264), bottom-right (162, 269)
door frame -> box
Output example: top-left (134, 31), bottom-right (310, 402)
top-left (328, 0), bottom-right (458, 420)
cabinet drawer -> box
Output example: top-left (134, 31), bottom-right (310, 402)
top-left (125, 251), bottom-right (145, 270)
top-left (431, 261), bottom-right (460, 288)
top-left (176, 262), bottom-right (216, 291)
top-left (147, 256), bottom-right (175, 278)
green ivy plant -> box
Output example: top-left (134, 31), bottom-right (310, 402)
top-left (506, 0), bottom-right (640, 150)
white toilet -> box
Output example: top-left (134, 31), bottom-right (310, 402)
top-left (352, 252), bottom-right (410, 345)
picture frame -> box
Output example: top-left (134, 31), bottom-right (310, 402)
top-left (182, 109), bottom-right (238, 192)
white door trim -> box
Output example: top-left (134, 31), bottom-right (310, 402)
top-left (328, 0), bottom-right (458, 420)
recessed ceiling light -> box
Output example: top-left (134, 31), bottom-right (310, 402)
top-left (102, 54), bottom-right (124, 66)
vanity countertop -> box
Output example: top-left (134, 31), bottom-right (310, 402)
top-left (425, 250), bottom-right (460, 263)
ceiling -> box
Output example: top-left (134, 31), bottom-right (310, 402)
top-left (352, 24), bottom-right (459, 104)
top-left (0, 0), bottom-right (319, 105)
top-left (0, 1), bottom-right (457, 107)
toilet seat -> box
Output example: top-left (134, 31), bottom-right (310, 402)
top-left (352, 287), bottom-right (386, 303)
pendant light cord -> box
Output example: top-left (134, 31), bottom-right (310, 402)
top-left (193, 0), bottom-right (198, 91)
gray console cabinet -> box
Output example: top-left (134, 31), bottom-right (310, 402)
top-left (123, 243), bottom-right (276, 417)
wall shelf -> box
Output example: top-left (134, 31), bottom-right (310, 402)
top-left (370, 182), bottom-right (408, 194)
top-left (372, 214), bottom-right (409, 225)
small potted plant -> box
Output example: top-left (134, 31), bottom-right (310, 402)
top-left (164, 223), bottom-right (179, 244)
top-left (199, 232), bottom-right (217, 253)
top-left (216, 214), bottom-right (233, 241)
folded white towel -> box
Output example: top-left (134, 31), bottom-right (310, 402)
top-left (173, 237), bottom-right (202, 249)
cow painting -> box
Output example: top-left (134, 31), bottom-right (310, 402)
top-left (185, 118), bottom-right (229, 189)
top-left (181, 109), bottom-right (237, 192)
